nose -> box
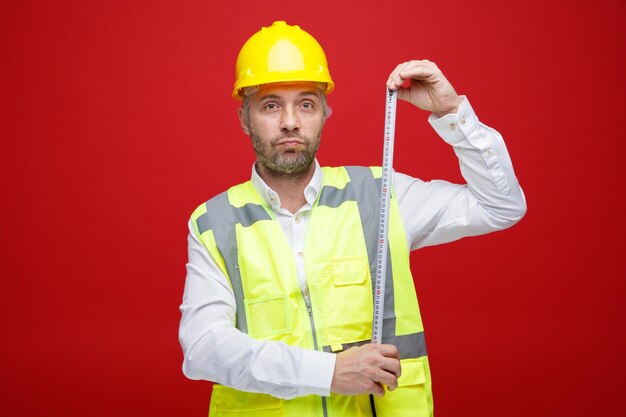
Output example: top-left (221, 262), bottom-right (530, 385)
top-left (279, 105), bottom-right (300, 133)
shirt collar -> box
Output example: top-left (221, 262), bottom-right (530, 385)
top-left (251, 160), bottom-right (323, 212)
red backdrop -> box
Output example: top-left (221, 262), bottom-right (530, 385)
top-left (2, 1), bottom-right (625, 416)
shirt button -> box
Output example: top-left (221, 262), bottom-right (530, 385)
top-left (294, 216), bottom-right (301, 223)
top-left (297, 251), bottom-right (304, 257)
top-left (449, 123), bottom-right (457, 131)
top-left (460, 117), bottom-right (466, 125)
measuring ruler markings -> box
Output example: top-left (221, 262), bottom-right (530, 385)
top-left (372, 88), bottom-right (397, 344)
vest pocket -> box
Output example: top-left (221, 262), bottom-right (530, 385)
top-left (330, 256), bottom-right (368, 286)
top-left (322, 256), bottom-right (372, 345)
top-left (398, 358), bottom-right (426, 386)
top-left (244, 294), bottom-right (291, 339)
top-left (372, 358), bottom-right (431, 417)
top-left (210, 385), bottom-right (285, 416)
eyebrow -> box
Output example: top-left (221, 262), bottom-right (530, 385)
top-left (257, 91), bottom-right (321, 101)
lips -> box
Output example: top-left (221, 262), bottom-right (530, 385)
top-left (275, 138), bottom-right (305, 146)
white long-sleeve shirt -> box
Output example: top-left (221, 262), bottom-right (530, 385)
top-left (178, 97), bottom-right (527, 399)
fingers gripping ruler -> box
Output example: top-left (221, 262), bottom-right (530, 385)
top-left (372, 89), bottom-right (397, 344)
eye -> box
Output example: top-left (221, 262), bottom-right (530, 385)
top-left (263, 102), bottom-right (279, 111)
top-left (300, 101), bottom-right (315, 110)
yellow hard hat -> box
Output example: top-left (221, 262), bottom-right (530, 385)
top-left (233, 21), bottom-right (335, 100)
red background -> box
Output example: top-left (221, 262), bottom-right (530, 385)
top-left (2, 1), bottom-right (625, 415)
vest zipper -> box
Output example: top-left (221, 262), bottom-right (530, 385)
top-left (303, 291), bottom-right (329, 417)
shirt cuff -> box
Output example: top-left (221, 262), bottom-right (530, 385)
top-left (297, 349), bottom-right (336, 397)
top-left (428, 96), bottom-right (480, 146)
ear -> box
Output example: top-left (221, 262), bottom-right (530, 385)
top-left (238, 107), bottom-right (251, 136)
top-left (325, 105), bottom-right (332, 119)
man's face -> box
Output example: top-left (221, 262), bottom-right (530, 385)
top-left (239, 83), bottom-right (326, 177)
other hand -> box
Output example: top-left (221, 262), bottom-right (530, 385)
top-left (387, 59), bottom-right (461, 117)
top-left (330, 343), bottom-right (401, 397)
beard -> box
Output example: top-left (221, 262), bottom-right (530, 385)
top-left (250, 129), bottom-right (321, 178)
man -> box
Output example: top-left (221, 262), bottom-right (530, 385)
top-left (179, 21), bottom-right (526, 417)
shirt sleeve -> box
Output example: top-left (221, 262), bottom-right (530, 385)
top-left (178, 220), bottom-right (336, 399)
top-left (394, 96), bottom-right (527, 250)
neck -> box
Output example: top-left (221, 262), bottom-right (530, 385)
top-left (256, 162), bottom-right (315, 214)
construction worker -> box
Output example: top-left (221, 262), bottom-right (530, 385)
top-left (179, 21), bottom-right (526, 417)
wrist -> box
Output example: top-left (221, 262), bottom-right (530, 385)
top-left (433, 96), bottom-right (462, 118)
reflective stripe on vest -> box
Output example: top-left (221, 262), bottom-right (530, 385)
top-left (194, 166), bottom-right (427, 360)
top-left (194, 191), bottom-right (269, 334)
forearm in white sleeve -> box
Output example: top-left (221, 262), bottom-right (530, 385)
top-left (178, 221), bottom-right (336, 399)
top-left (395, 96), bottom-right (527, 250)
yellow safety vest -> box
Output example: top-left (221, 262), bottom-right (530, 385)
top-left (191, 166), bottom-right (433, 417)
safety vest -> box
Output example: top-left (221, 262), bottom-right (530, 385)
top-left (191, 166), bottom-right (434, 417)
